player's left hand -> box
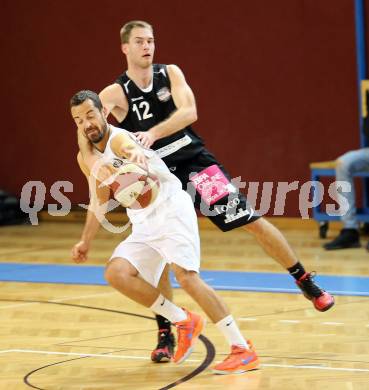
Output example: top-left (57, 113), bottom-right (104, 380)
top-left (134, 130), bottom-right (156, 148)
top-left (71, 240), bottom-right (89, 263)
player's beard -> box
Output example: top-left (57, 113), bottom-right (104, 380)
top-left (87, 120), bottom-right (108, 144)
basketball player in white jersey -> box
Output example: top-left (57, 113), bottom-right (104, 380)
top-left (70, 90), bottom-right (259, 374)
top-left (77, 21), bottom-right (334, 362)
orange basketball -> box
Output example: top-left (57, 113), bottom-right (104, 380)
top-left (110, 163), bottom-right (160, 209)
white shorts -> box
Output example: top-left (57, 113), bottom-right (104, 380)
top-left (109, 191), bottom-right (200, 287)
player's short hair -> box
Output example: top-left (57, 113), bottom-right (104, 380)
top-left (120, 20), bottom-right (153, 44)
top-left (70, 90), bottom-right (103, 110)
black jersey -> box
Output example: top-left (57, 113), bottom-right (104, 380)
top-left (115, 64), bottom-right (204, 166)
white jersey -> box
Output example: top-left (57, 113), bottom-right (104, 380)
top-left (94, 125), bottom-right (183, 223)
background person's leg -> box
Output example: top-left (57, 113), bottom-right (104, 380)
top-left (325, 148), bottom-right (369, 250)
top-left (245, 218), bottom-right (334, 311)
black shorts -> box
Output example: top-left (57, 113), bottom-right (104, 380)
top-left (169, 148), bottom-right (260, 232)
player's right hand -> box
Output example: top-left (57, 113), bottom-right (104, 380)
top-left (71, 241), bottom-right (89, 263)
top-left (122, 145), bottom-right (148, 170)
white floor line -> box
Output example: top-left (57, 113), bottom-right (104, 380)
top-left (261, 363), bottom-right (369, 372)
top-left (50, 292), bottom-right (115, 303)
top-left (235, 319), bottom-right (369, 328)
top-left (2, 349), bottom-right (369, 372)
top-left (0, 291), bottom-right (115, 310)
top-left (5, 349), bottom-right (150, 360)
top-left (0, 349), bottom-right (201, 363)
top-left (0, 302), bottom-right (39, 310)
top-left (321, 322), bottom-right (344, 326)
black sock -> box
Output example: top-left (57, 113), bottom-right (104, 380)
top-left (156, 314), bottom-right (171, 332)
top-left (287, 262), bottom-right (306, 281)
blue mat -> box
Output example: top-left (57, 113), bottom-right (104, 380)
top-left (0, 262), bottom-right (368, 296)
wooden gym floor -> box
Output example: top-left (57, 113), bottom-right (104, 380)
top-left (0, 215), bottom-right (368, 389)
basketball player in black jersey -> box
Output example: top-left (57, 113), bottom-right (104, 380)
top-left (78, 20), bottom-right (334, 362)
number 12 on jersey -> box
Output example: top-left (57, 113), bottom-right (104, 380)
top-left (132, 101), bottom-right (153, 121)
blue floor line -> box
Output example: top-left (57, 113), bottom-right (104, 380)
top-left (0, 262), bottom-right (368, 297)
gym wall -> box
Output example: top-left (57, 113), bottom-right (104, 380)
top-left (2, 0), bottom-right (366, 217)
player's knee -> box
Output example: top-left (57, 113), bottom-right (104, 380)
top-left (174, 268), bottom-right (197, 290)
top-left (336, 157), bottom-right (352, 175)
top-left (104, 262), bottom-right (118, 286)
top-left (243, 217), bottom-right (268, 235)
top-left (104, 258), bottom-right (132, 288)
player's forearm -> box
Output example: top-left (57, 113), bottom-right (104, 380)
top-left (80, 209), bottom-right (101, 244)
top-left (151, 106), bottom-right (197, 140)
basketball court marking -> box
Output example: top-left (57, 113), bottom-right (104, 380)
top-left (2, 297), bottom-right (368, 331)
top-left (0, 299), bottom-right (216, 389)
top-left (0, 291), bottom-right (115, 310)
top-left (1, 349), bottom-right (368, 373)
top-left (239, 318), bottom-right (369, 328)
top-left (21, 336), bottom-right (216, 390)
top-left (0, 349), bottom-right (202, 362)
top-left (1, 262), bottom-right (369, 296)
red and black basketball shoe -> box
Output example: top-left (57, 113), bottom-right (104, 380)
top-left (296, 272), bottom-right (335, 312)
top-left (151, 329), bottom-right (175, 363)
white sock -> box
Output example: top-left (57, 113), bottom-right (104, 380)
top-left (150, 294), bottom-right (187, 323)
top-left (215, 315), bottom-right (249, 349)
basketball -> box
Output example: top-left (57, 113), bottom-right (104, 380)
top-left (109, 163), bottom-right (160, 209)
